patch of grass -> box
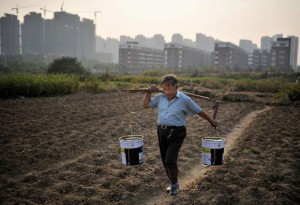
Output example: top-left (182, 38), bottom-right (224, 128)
top-left (243, 148), bottom-right (252, 154)
top-left (231, 79), bottom-right (281, 93)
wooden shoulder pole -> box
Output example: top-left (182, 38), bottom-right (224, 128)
top-left (122, 89), bottom-right (221, 103)
top-left (123, 88), bottom-right (221, 120)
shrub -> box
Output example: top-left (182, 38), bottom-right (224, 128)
top-left (84, 77), bottom-right (119, 93)
top-left (48, 57), bottom-right (88, 75)
top-left (274, 83), bottom-right (300, 102)
top-left (201, 79), bottom-right (224, 89)
top-left (232, 79), bottom-right (280, 93)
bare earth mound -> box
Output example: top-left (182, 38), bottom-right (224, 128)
top-left (0, 92), bottom-right (299, 204)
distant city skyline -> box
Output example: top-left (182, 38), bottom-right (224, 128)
top-left (0, 0), bottom-right (299, 65)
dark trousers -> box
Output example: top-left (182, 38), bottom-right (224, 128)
top-left (157, 126), bottom-right (186, 184)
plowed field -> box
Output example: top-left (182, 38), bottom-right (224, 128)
top-left (0, 92), bottom-right (299, 204)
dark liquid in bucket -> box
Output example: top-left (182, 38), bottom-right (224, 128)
top-left (211, 148), bottom-right (224, 165)
top-left (202, 137), bottom-right (225, 166)
top-left (122, 147), bottom-right (143, 165)
top-left (120, 135), bottom-right (144, 166)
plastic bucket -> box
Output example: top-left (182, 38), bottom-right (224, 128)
top-left (119, 135), bottom-right (144, 165)
top-left (202, 137), bottom-right (225, 165)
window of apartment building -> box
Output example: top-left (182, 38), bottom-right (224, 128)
top-left (279, 55), bottom-right (286, 59)
top-left (170, 50), bottom-right (176, 54)
top-left (279, 59), bottom-right (286, 63)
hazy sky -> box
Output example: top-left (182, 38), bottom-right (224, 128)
top-left (1, 0), bottom-right (300, 64)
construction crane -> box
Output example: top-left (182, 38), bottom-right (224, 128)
top-left (11, 4), bottom-right (41, 54)
top-left (12, 4), bottom-right (40, 17)
top-left (40, 7), bottom-right (53, 18)
top-left (94, 10), bottom-right (101, 27)
top-left (61, 1), bottom-right (64, 12)
top-left (75, 10), bottom-right (101, 27)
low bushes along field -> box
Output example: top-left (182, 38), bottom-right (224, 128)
top-left (0, 73), bottom-right (299, 103)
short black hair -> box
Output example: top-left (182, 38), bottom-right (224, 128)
top-left (160, 74), bottom-right (178, 86)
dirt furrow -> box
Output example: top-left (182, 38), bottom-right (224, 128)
top-left (141, 106), bottom-right (272, 205)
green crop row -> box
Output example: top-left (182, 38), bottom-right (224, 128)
top-left (1, 73), bottom-right (299, 102)
top-left (0, 73), bottom-right (79, 98)
top-left (82, 75), bottom-right (150, 93)
top-left (111, 76), bottom-right (161, 85)
top-left (0, 74), bottom-right (151, 97)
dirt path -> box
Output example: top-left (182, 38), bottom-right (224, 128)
top-left (143, 106), bottom-right (272, 205)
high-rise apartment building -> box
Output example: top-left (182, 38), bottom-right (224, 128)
top-left (120, 34), bottom-right (165, 51)
top-left (119, 42), bottom-right (164, 71)
top-left (105, 38), bottom-right (119, 63)
top-left (120, 35), bottom-right (134, 44)
top-left (95, 36), bottom-right (113, 63)
top-left (288, 36), bottom-right (299, 69)
top-left (171, 34), bottom-right (183, 45)
top-left (45, 11), bottom-right (95, 59)
top-left (253, 49), bottom-right (272, 71)
top-left (0, 14), bottom-right (20, 54)
top-left (271, 36), bottom-right (298, 71)
top-left (135, 35), bottom-right (148, 47)
top-left (45, 12), bottom-right (80, 57)
top-left (239, 39), bottom-right (258, 68)
top-left (271, 38), bottom-right (290, 71)
top-left (196, 33), bottom-right (215, 52)
top-left (261, 34), bottom-right (283, 50)
top-left (21, 12), bottom-right (44, 55)
top-left (78, 18), bottom-right (95, 59)
top-left (152, 34), bottom-right (165, 50)
top-left (214, 42), bottom-right (248, 70)
top-left (239, 39), bottom-right (257, 53)
top-left (182, 38), bottom-right (195, 48)
top-left (164, 43), bottom-right (211, 71)
top-left (261, 36), bottom-right (272, 50)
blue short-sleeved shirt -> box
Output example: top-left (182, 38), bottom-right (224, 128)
top-left (149, 91), bottom-right (202, 126)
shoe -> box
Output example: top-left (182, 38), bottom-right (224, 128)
top-left (166, 186), bottom-right (171, 193)
top-left (169, 183), bottom-right (179, 196)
